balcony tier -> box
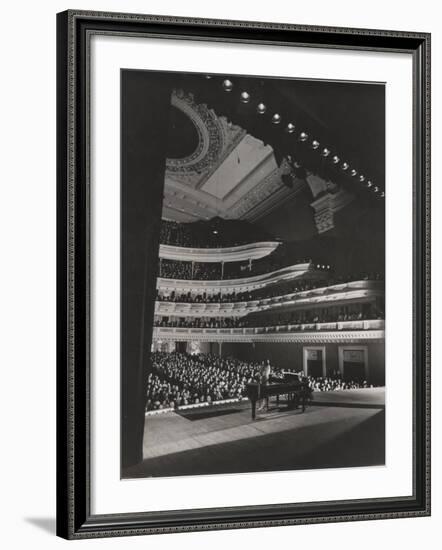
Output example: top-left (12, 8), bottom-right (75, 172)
top-left (155, 280), bottom-right (383, 317)
top-left (156, 262), bottom-right (315, 292)
top-left (158, 241), bottom-right (281, 263)
top-left (152, 320), bottom-right (385, 343)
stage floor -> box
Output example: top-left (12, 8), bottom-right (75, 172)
top-left (123, 388), bottom-right (385, 478)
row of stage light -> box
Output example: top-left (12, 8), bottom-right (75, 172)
top-left (208, 76), bottom-right (384, 199)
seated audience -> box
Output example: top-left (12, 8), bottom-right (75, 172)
top-left (146, 352), bottom-right (276, 411)
top-left (145, 352), bottom-right (376, 411)
top-left (306, 375), bottom-right (372, 391)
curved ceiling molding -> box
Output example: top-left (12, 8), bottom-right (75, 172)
top-left (166, 89), bottom-right (245, 181)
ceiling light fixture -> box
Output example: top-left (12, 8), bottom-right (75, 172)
top-left (286, 122), bottom-right (296, 133)
top-left (222, 79), bottom-right (233, 92)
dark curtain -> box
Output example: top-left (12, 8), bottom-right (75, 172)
top-left (121, 70), bottom-right (173, 469)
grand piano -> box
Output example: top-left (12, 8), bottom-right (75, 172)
top-left (246, 374), bottom-right (310, 420)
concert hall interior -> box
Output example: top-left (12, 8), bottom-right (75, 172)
top-left (121, 70), bottom-right (386, 478)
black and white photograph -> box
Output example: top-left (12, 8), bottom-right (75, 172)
top-left (121, 70), bottom-right (386, 479)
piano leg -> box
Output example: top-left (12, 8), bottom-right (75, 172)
top-left (251, 399), bottom-right (256, 420)
top-left (288, 393), bottom-right (296, 409)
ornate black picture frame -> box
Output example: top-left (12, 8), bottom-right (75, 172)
top-left (56, 10), bottom-right (430, 540)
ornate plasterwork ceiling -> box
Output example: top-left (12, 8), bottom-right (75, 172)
top-left (165, 89), bottom-right (245, 184)
top-left (162, 90), bottom-right (305, 223)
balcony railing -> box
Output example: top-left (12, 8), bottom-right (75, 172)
top-left (152, 319), bottom-right (385, 340)
top-left (158, 241), bottom-right (281, 263)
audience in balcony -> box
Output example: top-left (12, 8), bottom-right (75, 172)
top-left (153, 316), bottom-right (242, 329)
top-left (155, 273), bottom-right (383, 304)
top-left (156, 289), bottom-right (253, 303)
top-left (244, 303), bottom-right (384, 329)
top-left (159, 218), bottom-right (273, 248)
top-left (153, 303), bottom-right (384, 331)
top-left (157, 248), bottom-right (313, 281)
top-left (246, 272), bottom-right (383, 301)
top-left (158, 259), bottom-right (222, 280)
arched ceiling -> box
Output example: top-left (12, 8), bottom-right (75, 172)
top-left (162, 90), bottom-right (307, 223)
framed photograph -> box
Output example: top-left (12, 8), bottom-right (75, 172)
top-left (56, 10), bottom-right (430, 539)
